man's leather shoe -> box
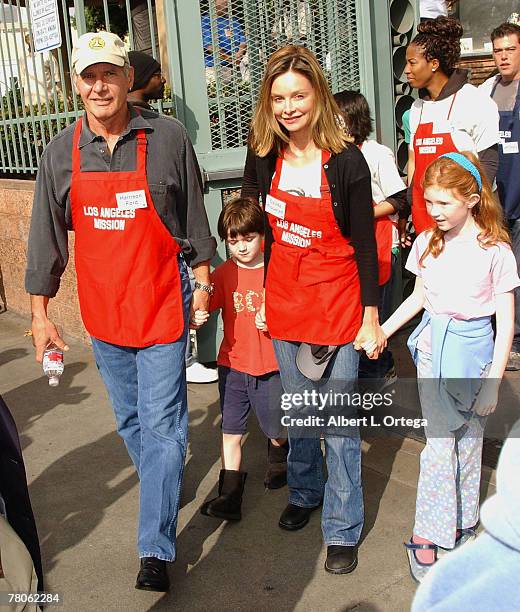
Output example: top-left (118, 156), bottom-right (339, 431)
top-left (279, 503), bottom-right (320, 531)
top-left (324, 545), bottom-right (358, 574)
top-left (135, 557), bottom-right (169, 592)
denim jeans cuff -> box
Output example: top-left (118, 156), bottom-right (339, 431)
top-left (139, 553), bottom-right (175, 562)
top-left (288, 498), bottom-right (322, 508)
top-left (324, 541), bottom-right (359, 547)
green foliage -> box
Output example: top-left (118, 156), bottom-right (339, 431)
top-left (76, 6), bottom-right (129, 39)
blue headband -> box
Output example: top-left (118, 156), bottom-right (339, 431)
top-left (439, 152), bottom-right (482, 192)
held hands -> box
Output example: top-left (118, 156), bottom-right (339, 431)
top-left (31, 315), bottom-right (69, 363)
top-left (190, 309), bottom-right (209, 330)
top-left (255, 300), bottom-right (268, 332)
top-left (353, 322), bottom-right (387, 360)
top-left (190, 288), bottom-right (211, 330)
top-left (473, 378), bottom-right (500, 416)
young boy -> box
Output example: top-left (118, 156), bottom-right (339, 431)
top-left (195, 197), bottom-right (288, 522)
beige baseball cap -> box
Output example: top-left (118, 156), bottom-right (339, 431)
top-left (72, 31), bottom-right (128, 75)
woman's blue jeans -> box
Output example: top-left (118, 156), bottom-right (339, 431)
top-left (91, 256), bottom-right (191, 562)
top-left (273, 339), bottom-right (364, 546)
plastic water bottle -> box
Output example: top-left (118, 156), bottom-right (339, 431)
top-left (43, 344), bottom-right (64, 387)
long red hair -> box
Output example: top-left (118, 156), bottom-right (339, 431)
top-left (419, 152), bottom-right (510, 266)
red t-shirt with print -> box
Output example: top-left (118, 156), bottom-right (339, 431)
top-left (210, 259), bottom-right (279, 376)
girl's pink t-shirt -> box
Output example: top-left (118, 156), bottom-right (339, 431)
top-left (406, 226), bottom-right (520, 353)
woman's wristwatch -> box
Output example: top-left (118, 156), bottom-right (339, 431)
top-left (194, 281), bottom-right (214, 296)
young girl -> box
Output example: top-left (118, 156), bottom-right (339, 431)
top-left (242, 45), bottom-right (385, 575)
top-left (374, 152), bottom-right (519, 583)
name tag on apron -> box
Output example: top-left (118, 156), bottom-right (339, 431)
top-left (116, 189), bottom-right (148, 210)
top-left (265, 194), bottom-right (286, 220)
top-left (502, 141), bottom-right (519, 154)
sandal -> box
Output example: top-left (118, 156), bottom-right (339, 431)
top-left (438, 527), bottom-right (478, 556)
top-left (456, 527), bottom-right (477, 545)
top-left (404, 539), bottom-right (438, 583)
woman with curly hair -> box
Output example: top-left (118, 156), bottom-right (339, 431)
top-left (405, 16), bottom-right (499, 235)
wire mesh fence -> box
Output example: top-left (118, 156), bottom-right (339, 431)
top-left (201, 0), bottom-right (360, 151)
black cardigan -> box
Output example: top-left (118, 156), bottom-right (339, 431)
top-left (241, 144), bottom-right (379, 306)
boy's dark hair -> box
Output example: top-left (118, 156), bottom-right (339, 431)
top-left (491, 22), bottom-right (520, 43)
top-left (411, 16), bottom-right (463, 76)
top-left (333, 90), bottom-right (373, 145)
top-left (217, 197), bottom-right (264, 241)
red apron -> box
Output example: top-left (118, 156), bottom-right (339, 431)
top-left (412, 93), bottom-right (459, 234)
top-left (70, 118), bottom-right (184, 347)
top-left (265, 151), bottom-right (362, 345)
top-left (374, 213), bottom-right (394, 286)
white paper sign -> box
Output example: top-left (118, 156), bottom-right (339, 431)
top-left (29, 0), bottom-right (62, 53)
top-left (265, 194), bottom-right (286, 219)
top-left (502, 141), bottom-right (519, 155)
top-left (116, 190), bottom-right (148, 210)
top-left (460, 38), bottom-right (473, 54)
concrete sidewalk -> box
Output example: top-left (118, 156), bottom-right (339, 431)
top-left (0, 311), bottom-right (497, 612)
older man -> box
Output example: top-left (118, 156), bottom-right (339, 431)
top-left (25, 32), bottom-right (216, 592)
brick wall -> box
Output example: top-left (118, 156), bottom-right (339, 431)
top-left (458, 55), bottom-right (497, 86)
top-left (0, 179), bottom-right (90, 344)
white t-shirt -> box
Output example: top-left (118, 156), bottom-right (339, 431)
top-left (406, 225), bottom-right (520, 352)
top-left (361, 140), bottom-right (406, 248)
top-left (409, 84), bottom-right (500, 154)
top-left (360, 140), bottom-right (406, 205)
top-left (479, 75), bottom-right (499, 99)
top-left (420, 0), bottom-right (448, 19)
top-left (277, 157), bottom-right (322, 198)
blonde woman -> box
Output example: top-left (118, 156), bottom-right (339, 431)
top-left (242, 45), bottom-right (385, 574)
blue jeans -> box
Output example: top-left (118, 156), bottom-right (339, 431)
top-left (91, 256), bottom-right (191, 561)
top-left (273, 339), bottom-right (364, 546)
top-left (508, 219), bottom-right (520, 352)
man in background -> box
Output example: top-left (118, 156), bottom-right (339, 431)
top-left (480, 22), bottom-right (520, 370)
top-left (128, 50), bottom-right (165, 110)
top-left (201, 0), bottom-right (247, 83)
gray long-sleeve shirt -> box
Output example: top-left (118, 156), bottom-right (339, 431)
top-left (25, 105), bottom-right (216, 297)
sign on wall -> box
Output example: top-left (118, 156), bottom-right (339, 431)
top-left (29, 0), bottom-right (62, 53)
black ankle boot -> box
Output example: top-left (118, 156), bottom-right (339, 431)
top-left (200, 469), bottom-right (247, 521)
top-left (264, 440), bottom-right (289, 489)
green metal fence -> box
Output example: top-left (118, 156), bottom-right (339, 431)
top-left (0, 0), bottom-right (176, 175)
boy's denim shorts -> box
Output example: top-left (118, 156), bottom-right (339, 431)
top-left (218, 366), bottom-right (283, 439)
